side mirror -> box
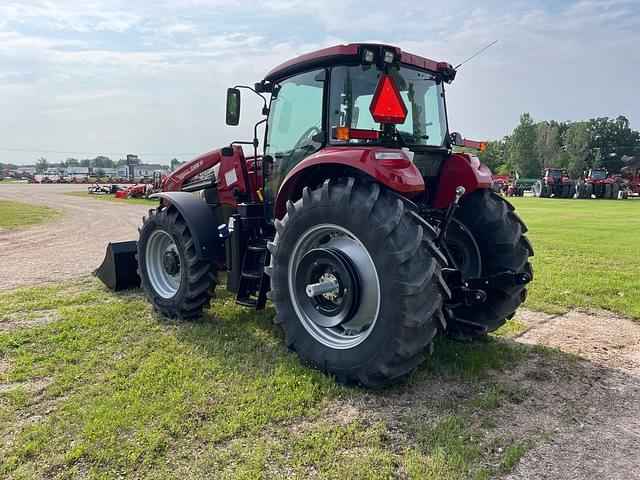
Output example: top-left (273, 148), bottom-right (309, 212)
top-left (449, 132), bottom-right (463, 146)
top-left (226, 88), bottom-right (241, 126)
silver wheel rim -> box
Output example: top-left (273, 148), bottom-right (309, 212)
top-left (288, 224), bottom-right (380, 350)
top-left (146, 229), bottom-right (182, 298)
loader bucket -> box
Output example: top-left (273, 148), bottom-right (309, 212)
top-left (94, 241), bottom-right (141, 290)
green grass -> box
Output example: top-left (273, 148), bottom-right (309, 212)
top-left (64, 190), bottom-right (158, 206)
top-left (1, 195), bottom-right (637, 478)
top-left (0, 179), bottom-right (27, 184)
top-left (0, 281), bottom-right (543, 479)
top-left (509, 197), bottom-right (640, 318)
top-left (0, 199), bottom-right (61, 229)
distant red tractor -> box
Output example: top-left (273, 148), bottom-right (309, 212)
top-left (491, 174), bottom-right (510, 194)
top-left (620, 155), bottom-right (640, 199)
top-left (575, 168), bottom-right (620, 199)
top-left (532, 168), bottom-right (574, 198)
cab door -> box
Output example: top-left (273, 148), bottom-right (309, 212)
top-left (263, 69), bottom-right (325, 221)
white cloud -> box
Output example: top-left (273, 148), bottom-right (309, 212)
top-left (0, 0), bottom-right (639, 164)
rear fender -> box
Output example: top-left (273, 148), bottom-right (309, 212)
top-left (434, 153), bottom-right (493, 209)
top-left (150, 192), bottom-right (225, 262)
top-left (274, 147), bottom-right (424, 219)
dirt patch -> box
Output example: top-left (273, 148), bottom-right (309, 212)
top-left (0, 375), bottom-right (53, 395)
top-left (0, 309), bottom-right (59, 331)
top-left (517, 308), bottom-right (640, 375)
top-left (502, 309), bottom-right (640, 480)
top-left (0, 184), bottom-right (150, 291)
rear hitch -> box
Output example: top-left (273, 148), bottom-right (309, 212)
top-left (442, 269), bottom-right (531, 308)
top-left (467, 271), bottom-right (532, 290)
top-left (442, 268), bottom-right (487, 306)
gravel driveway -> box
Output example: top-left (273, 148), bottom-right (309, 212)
top-left (0, 183), bottom-right (150, 291)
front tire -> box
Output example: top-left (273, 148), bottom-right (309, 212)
top-left (137, 206), bottom-right (218, 319)
top-left (266, 178), bottom-right (447, 388)
top-left (446, 190), bottom-right (533, 339)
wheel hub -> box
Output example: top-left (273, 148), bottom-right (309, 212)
top-left (295, 248), bottom-right (360, 328)
top-left (162, 250), bottom-right (180, 276)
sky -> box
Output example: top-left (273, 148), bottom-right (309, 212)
top-left (1, 0), bottom-right (639, 165)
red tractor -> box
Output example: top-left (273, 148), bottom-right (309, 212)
top-left (575, 168), bottom-right (620, 199)
top-left (97, 43), bottom-right (532, 388)
top-left (620, 155), bottom-right (640, 199)
top-left (532, 168), bottom-right (574, 198)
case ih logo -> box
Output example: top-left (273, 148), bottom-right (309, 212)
top-left (178, 159), bottom-right (203, 180)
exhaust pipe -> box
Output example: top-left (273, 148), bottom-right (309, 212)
top-left (94, 241), bottom-right (141, 290)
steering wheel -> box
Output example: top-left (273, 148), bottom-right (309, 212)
top-left (292, 126), bottom-right (321, 152)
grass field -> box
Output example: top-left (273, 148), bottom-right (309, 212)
top-left (0, 196), bottom-right (638, 478)
top-left (510, 197), bottom-right (640, 318)
top-left (0, 281), bottom-right (553, 479)
top-left (0, 179), bottom-right (28, 185)
top-left (64, 190), bottom-right (158, 206)
top-left (0, 199), bottom-right (61, 230)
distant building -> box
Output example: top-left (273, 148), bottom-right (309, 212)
top-left (107, 166), bottom-right (129, 178)
top-left (133, 164), bottom-right (169, 178)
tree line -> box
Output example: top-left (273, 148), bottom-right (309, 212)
top-left (1, 156), bottom-right (181, 173)
top-left (476, 114), bottom-right (640, 178)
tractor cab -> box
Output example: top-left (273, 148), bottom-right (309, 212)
top-left (544, 168), bottom-right (565, 181)
top-left (586, 168), bottom-right (607, 181)
top-left (224, 44), bottom-right (474, 218)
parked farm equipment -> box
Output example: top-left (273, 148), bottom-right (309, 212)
top-left (96, 43), bottom-right (533, 388)
top-left (575, 168), bottom-right (620, 199)
top-left (620, 155), bottom-right (640, 199)
top-left (532, 168), bottom-right (574, 198)
top-left (491, 174), bottom-right (510, 195)
top-left (88, 182), bottom-right (119, 195)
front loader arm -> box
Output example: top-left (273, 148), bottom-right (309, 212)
top-left (161, 148), bottom-right (225, 192)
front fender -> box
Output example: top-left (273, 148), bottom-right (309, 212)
top-left (274, 147), bottom-right (424, 219)
top-left (150, 192), bottom-right (224, 261)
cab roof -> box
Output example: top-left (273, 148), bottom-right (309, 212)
top-left (263, 43), bottom-right (453, 83)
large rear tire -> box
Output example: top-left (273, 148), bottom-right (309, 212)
top-left (137, 206), bottom-right (218, 319)
top-left (604, 183), bottom-right (613, 199)
top-left (585, 184), bottom-right (593, 198)
top-left (266, 178), bottom-right (447, 388)
top-left (446, 190), bottom-right (533, 339)
top-left (611, 183), bottom-right (620, 200)
top-left (533, 180), bottom-right (542, 197)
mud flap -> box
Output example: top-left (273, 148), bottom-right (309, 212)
top-left (94, 241), bottom-right (141, 290)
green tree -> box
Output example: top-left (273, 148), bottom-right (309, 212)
top-left (64, 157), bottom-right (79, 167)
top-left (35, 157), bottom-right (48, 173)
top-left (95, 168), bottom-right (106, 179)
top-left (536, 121), bottom-right (561, 168)
top-left (477, 138), bottom-right (509, 173)
top-left (93, 156), bottom-right (114, 168)
top-left (563, 122), bottom-right (590, 178)
top-left (508, 113), bottom-right (539, 177)
top-left (170, 158), bottom-right (181, 171)
top-left (586, 116), bottom-right (640, 172)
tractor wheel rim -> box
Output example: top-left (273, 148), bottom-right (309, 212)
top-left (288, 224), bottom-right (380, 350)
top-left (146, 229), bottom-right (182, 298)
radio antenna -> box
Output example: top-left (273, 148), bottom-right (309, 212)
top-left (454, 40), bottom-right (498, 70)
